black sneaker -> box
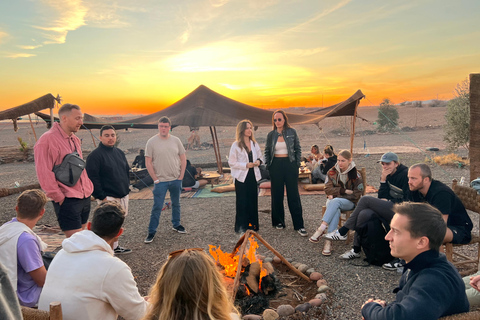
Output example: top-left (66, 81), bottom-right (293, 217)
top-left (172, 225), bottom-right (187, 234)
top-left (382, 258), bottom-right (403, 271)
top-left (275, 223), bottom-right (285, 229)
top-left (144, 232), bottom-right (155, 243)
top-left (297, 228), bottom-right (308, 237)
top-left (114, 246), bottom-right (132, 255)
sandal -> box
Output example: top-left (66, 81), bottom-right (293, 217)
top-left (322, 240), bottom-right (332, 256)
top-left (309, 230), bottom-right (323, 243)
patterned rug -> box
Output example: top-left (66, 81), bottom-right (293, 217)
top-left (33, 225), bottom-right (64, 253)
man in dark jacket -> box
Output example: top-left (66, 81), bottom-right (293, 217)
top-left (361, 202), bottom-right (469, 320)
top-left (328, 152), bottom-right (409, 260)
top-left (86, 125), bottom-right (132, 255)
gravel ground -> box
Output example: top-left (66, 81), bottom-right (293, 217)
top-left (0, 105), bottom-right (476, 319)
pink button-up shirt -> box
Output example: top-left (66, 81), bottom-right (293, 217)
top-left (34, 122), bottom-right (93, 203)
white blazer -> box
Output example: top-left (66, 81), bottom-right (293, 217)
top-left (228, 140), bottom-right (264, 183)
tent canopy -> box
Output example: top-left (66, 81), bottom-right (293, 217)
top-left (0, 94), bottom-right (57, 121)
top-left (34, 85), bottom-right (365, 129)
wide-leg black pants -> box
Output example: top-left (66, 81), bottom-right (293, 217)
top-left (268, 157), bottom-right (304, 230)
top-left (234, 168), bottom-right (259, 233)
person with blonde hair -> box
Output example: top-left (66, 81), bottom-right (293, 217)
top-left (309, 149), bottom-right (363, 255)
top-left (228, 120), bottom-right (263, 233)
top-left (142, 249), bottom-right (240, 320)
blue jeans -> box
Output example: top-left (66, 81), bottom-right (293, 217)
top-left (322, 197), bottom-right (355, 232)
top-left (148, 179), bottom-right (182, 234)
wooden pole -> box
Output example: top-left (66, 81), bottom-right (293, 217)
top-left (28, 114), bottom-right (38, 142)
top-left (251, 232), bottom-right (311, 281)
top-left (90, 131), bottom-right (97, 147)
top-left (209, 126), bottom-right (222, 174)
top-left (350, 100), bottom-right (359, 155)
top-left (470, 73), bottom-right (480, 181)
top-left (213, 126), bottom-right (223, 174)
top-left (231, 230), bottom-right (252, 299)
top-left (50, 103), bottom-right (55, 127)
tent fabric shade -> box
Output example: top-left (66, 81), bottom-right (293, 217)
top-left (32, 85), bottom-right (365, 130)
top-left (0, 94), bottom-right (57, 121)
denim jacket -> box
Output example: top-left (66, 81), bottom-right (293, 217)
top-left (265, 127), bottom-right (301, 168)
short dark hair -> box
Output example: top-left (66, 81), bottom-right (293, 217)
top-left (100, 125), bottom-right (115, 136)
top-left (158, 116), bottom-right (171, 126)
top-left (58, 103), bottom-right (81, 116)
top-left (393, 202), bottom-right (446, 250)
top-left (16, 190), bottom-right (47, 219)
top-left (410, 163), bottom-right (432, 181)
top-left (90, 202), bottom-right (125, 239)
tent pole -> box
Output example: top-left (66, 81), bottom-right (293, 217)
top-left (213, 126), bottom-right (223, 174)
top-left (50, 104), bottom-right (55, 127)
top-left (90, 131), bottom-right (97, 147)
top-left (350, 100), bottom-right (359, 154)
top-left (209, 126), bottom-right (221, 173)
top-left (28, 114), bottom-right (38, 142)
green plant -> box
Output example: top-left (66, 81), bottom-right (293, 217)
top-left (444, 78), bottom-right (469, 151)
top-left (17, 137), bottom-right (28, 151)
top-left (376, 98), bottom-right (399, 132)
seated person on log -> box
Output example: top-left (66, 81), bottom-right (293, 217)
top-left (39, 202), bottom-right (148, 320)
top-left (0, 190), bottom-right (48, 307)
top-left (325, 152), bottom-right (409, 260)
top-left (361, 202), bottom-right (469, 320)
top-left (312, 145), bottom-right (337, 184)
top-left (142, 248), bottom-right (240, 320)
top-left (182, 159), bottom-right (208, 190)
top-left (308, 150), bottom-right (363, 256)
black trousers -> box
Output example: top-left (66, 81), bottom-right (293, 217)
top-left (268, 157), bottom-right (304, 229)
top-left (234, 169), bottom-right (259, 233)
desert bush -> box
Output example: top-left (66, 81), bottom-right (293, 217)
top-left (429, 99), bottom-right (446, 108)
top-left (432, 153), bottom-right (469, 167)
top-left (444, 78), bottom-right (469, 151)
top-left (376, 98), bottom-right (399, 132)
top-left (17, 137), bottom-right (28, 151)
top-left (413, 101), bottom-right (423, 108)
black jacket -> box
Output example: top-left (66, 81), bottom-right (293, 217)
top-left (265, 127), bottom-right (301, 168)
top-left (377, 164), bottom-right (409, 203)
top-left (86, 143), bottom-right (130, 200)
top-left (362, 250), bottom-right (469, 320)
top-left (320, 155), bottom-right (337, 175)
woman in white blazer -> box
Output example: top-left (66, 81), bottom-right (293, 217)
top-left (228, 120), bottom-right (264, 233)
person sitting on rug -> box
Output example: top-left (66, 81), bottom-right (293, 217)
top-left (309, 150), bottom-right (363, 256)
top-left (0, 189), bottom-right (48, 307)
top-left (141, 248), bottom-right (239, 320)
top-left (326, 152), bottom-right (409, 261)
top-left (182, 160), bottom-right (208, 190)
top-left (305, 144), bottom-right (322, 172)
top-left (132, 149), bottom-right (146, 169)
top-left (312, 145), bottom-right (336, 184)
top-left (361, 202), bottom-right (469, 320)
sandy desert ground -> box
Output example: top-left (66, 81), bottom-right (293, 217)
top-left (0, 104), bottom-right (475, 319)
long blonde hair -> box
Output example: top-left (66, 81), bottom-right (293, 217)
top-left (235, 119), bottom-right (256, 152)
top-left (142, 250), bottom-right (238, 320)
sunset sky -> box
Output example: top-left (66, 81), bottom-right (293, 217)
top-left (0, 0), bottom-right (479, 115)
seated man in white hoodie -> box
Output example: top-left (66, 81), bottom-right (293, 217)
top-left (0, 189), bottom-right (48, 307)
top-left (38, 202), bottom-right (148, 320)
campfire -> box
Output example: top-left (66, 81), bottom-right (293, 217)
top-left (208, 230), bottom-right (312, 314)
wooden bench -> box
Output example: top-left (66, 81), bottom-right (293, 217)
top-left (444, 179), bottom-right (480, 276)
top-left (21, 301), bottom-right (62, 320)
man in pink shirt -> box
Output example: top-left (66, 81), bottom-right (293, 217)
top-left (34, 104), bottom-right (93, 238)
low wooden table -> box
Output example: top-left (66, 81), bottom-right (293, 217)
top-left (298, 169), bottom-right (312, 184)
top-left (200, 171), bottom-right (221, 187)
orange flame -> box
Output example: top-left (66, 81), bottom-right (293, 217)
top-left (209, 235), bottom-right (269, 293)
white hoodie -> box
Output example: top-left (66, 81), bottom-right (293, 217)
top-left (38, 230), bottom-right (147, 320)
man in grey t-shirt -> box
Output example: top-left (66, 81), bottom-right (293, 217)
top-left (144, 116), bottom-right (187, 243)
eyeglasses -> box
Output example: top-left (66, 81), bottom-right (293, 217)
top-left (168, 248), bottom-right (203, 258)
top-left (273, 119), bottom-right (283, 122)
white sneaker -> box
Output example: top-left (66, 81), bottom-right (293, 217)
top-left (129, 186), bottom-right (140, 193)
top-left (324, 230), bottom-right (347, 241)
top-left (339, 249), bottom-right (361, 260)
